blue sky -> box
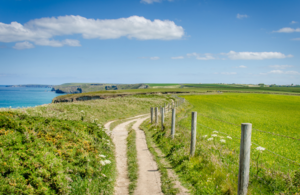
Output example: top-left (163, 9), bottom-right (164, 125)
top-left (0, 0), bottom-right (299, 85)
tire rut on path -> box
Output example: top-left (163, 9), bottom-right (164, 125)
top-left (133, 117), bottom-right (162, 195)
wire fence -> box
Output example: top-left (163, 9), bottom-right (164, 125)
top-left (151, 97), bottom-right (300, 194)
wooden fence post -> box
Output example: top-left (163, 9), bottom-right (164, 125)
top-left (238, 123), bottom-right (252, 195)
top-left (150, 107), bottom-right (154, 123)
top-left (190, 112), bottom-right (197, 156)
top-left (161, 107), bottom-right (164, 130)
top-left (155, 107), bottom-right (158, 125)
top-left (171, 108), bottom-right (176, 139)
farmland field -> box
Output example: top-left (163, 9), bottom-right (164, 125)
top-left (141, 93), bottom-right (300, 194)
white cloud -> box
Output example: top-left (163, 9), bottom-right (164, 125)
top-left (291, 38), bottom-right (300, 41)
top-left (187, 53), bottom-right (215, 60)
top-left (291, 21), bottom-right (298, 24)
top-left (13, 41), bottom-right (35, 50)
top-left (171, 56), bottom-right (184, 59)
top-left (274, 27), bottom-right (300, 33)
top-left (150, 56), bottom-right (160, 60)
top-left (268, 65), bottom-right (293, 69)
top-left (62, 39), bottom-right (81, 47)
top-left (237, 14), bottom-right (248, 19)
top-left (263, 70), bottom-right (300, 75)
top-left (238, 65), bottom-right (247, 68)
top-left (221, 72), bottom-right (237, 75)
top-left (223, 51), bottom-right (293, 60)
top-left (0, 15), bottom-right (184, 48)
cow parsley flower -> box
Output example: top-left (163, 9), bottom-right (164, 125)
top-left (227, 136), bottom-right (232, 139)
top-left (100, 160), bottom-right (106, 165)
top-left (207, 138), bottom-right (213, 141)
top-left (220, 139), bottom-right (226, 143)
top-left (211, 134), bottom-right (217, 137)
top-left (256, 146), bottom-right (265, 152)
top-left (99, 154), bottom-right (106, 158)
top-left (203, 135), bottom-right (208, 138)
top-left (104, 160), bottom-right (111, 164)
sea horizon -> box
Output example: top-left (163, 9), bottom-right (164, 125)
top-left (0, 86), bottom-right (62, 108)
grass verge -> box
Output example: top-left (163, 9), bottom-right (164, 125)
top-left (140, 123), bottom-right (179, 195)
top-left (127, 122), bottom-right (138, 194)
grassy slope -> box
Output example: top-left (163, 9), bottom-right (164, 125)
top-left (1, 95), bottom-right (170, 194)
top-left (0, 112), bottom-right (114, 194)
top-left (141, 93), bottom-right (300, 194)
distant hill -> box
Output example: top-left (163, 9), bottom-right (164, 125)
top-left (51, 83), bottom-right (149, 94)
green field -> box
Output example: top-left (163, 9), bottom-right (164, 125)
top-left (142, 93), bottom-right (300, 194)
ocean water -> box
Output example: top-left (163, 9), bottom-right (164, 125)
top-left (0, 86), bottom-right (62, 108)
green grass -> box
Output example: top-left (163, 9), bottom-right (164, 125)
top-left (0, 95), bottom-right (170, 194)
top-left (0, 112), bottom-right (115, 194)
top-left (127, 122), bottom-right (138, 195)
top-left (53, 86), bottom-right (300, 102)
top-left (141, 93), bottom-right (300, 194)
top-left (7, 95), bottom-right (170, 124)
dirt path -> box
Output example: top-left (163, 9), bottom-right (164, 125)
top-left (105, 113), bottom-right (187, 195)
top-left (133, 117), bottom-right (162, 195)
top-left (111, 119), bottom-right (138, 195)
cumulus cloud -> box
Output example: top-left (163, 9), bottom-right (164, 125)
top-left (274, 27), bottom-right (300, 33)
top-left (0, 15), bottom-right (184, 49)
top-left (291, 21), bottom-right (298, 24)
top-left (171, 56), bottom-right (184, 59)
top-left (187, 53), bottom-right (215, 60)
top-left (13, 41), bottom-right (35, 50)
top-left (237, 14), bottom-right (248, 19)
top-left (222, 51), bottom-right (293, 60)
top-left (269, 65), bottom-right (293, 69)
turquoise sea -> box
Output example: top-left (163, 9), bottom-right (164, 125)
top-left (0, 86), bottom-right (62, 108)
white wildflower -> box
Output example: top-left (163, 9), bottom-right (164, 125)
top-left (99, 154), bottom-right (106, 158)
top-left (100, 160), bottom-right (106, 165)
top-left (207, 138), bottom-right (213, 141)
top-left (212, 131), bottom-right (218, 133)
top-left (227, 136), bottom-right (232, 139)
top-left (80, 110), bottom-right (85, 113)
top-left (203, 135), bottom-right (208, 138)
top-left (256, 146), bottom-right (265, 151)
top-left (220, 139), bottom-right (226, 143)
top-left (211, 134), bottom-right (218, 137)
top-left (104, 160), bottom-right (111, 164)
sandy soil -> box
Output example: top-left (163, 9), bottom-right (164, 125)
top-left (133, 117), bottom-right (163, 195)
